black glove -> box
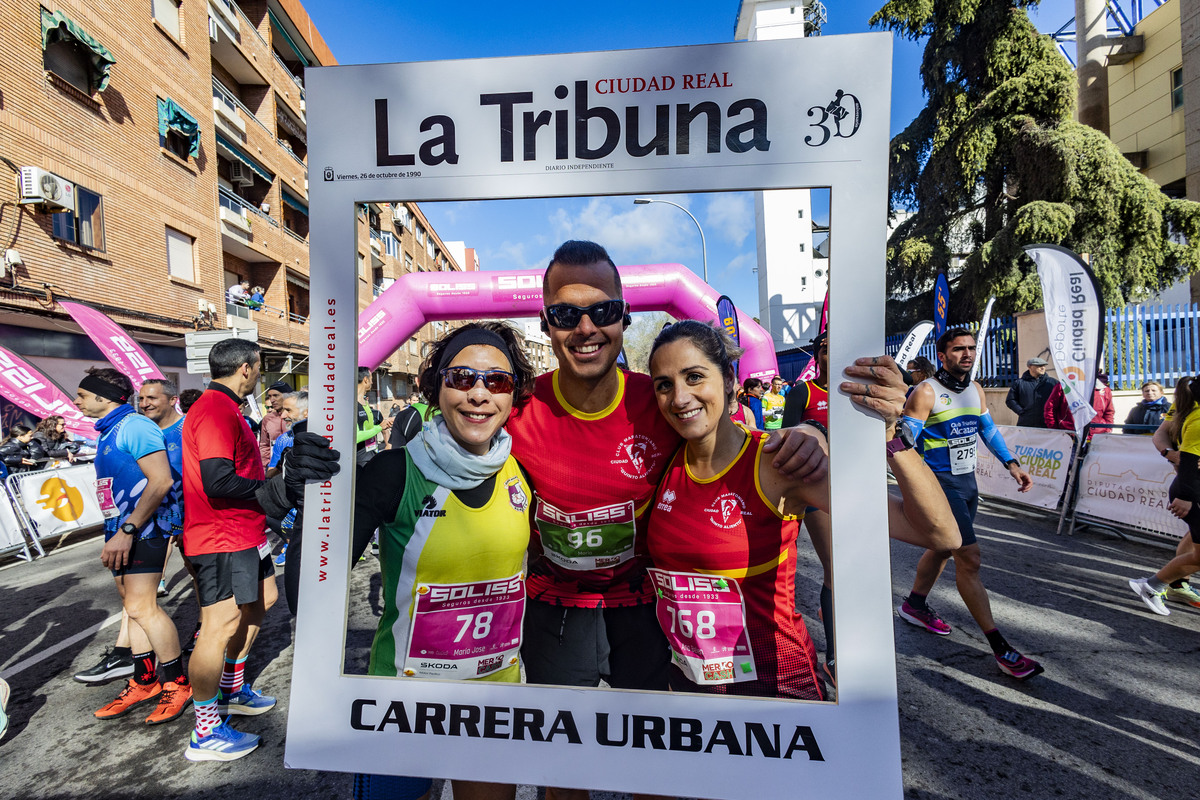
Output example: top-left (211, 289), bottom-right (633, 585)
top-left (282, 432), bottom-right (342, 505)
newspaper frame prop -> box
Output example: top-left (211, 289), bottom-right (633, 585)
top-left (294, 36), bottom-right (896, 798)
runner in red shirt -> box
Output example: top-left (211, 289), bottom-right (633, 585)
top-left (645, 321), bottom-right (960, 699)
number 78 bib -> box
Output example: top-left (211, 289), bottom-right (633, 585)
top-left (649, 568), bottom-right (757, 685)
top-left (404, 573), bottom-right (525, 680)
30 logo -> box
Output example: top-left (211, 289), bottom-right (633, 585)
top-left (805, 89), bottom-right (862, 147)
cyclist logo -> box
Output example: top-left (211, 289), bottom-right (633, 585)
top-left (704, 491), bottom-right (750, 530)
top-left (611, 434), bottom-right (660, 480)
top-left (36, 477), bottom-right (85, 522)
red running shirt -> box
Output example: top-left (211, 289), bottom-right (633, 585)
top-left (798, 381), bottom-right (829, 428)
top-left (181, 387), bottom-right (266, 556)
top-left (507, 370), bottom-right (679, 608)
top-left (647, 430), bottom-right (823, 700)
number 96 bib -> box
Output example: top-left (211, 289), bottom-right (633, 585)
top-left (649, 568), bottom-right (757, 685)
top-left (535, 499), bottom-right (637, 571)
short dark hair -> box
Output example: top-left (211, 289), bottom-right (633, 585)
top-left (417, 322), bottom-right (535, 415)
top-left (85, 366), bottom-right (133, 401)
top-left (357, 367), bottom-right (373, 383)
top-left (936, 327), bottom-right (975, 354)
top-left (543, 240), bottom-right (622, 298)
top-left (911, 356), bottom-right (937, 376)
top-left (742, 377), bottom-right (763, 392)
top-left (141, 378), bottom-right (179, 398)
top-left (179, 388), bottom-right (203, 412)
top-left (649, 320), bottom-right (744, 390)
top-left (209, 338), bottom-right (260, 379)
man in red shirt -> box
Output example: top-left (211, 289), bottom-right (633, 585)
top-left (181, 339), bottom-right (277, 761)
top-left (507, 241), bottom-right (828, 800)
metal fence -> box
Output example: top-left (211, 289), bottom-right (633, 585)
top-left (1104, 303), bottom-right (1200, 390)
top-left (885, 316), bottom-right (1018, 387)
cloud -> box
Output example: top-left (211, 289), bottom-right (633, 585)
top-left (703, 193), bottom-right (753, 247)
top-left (723, 251), bottom-right (757, 275)
top-left (547, 197), bottom-right (700, 267)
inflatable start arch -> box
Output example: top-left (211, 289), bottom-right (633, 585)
top-left (357, 264), bottom-right (779, 382)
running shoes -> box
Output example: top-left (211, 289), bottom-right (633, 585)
top-left (994, 649), bottom-right (1044, 680)
top-left (74, 648), bottom-right (134, 684)
top-left (185, 722), bottom-right (261, 762)
top-left (1129, 577), bottom-right (1170, 616)
top-left (145, 681), bottom-right (193, 725)
top-left (157, 579), bottom-right (167, 597)
top-left (1166, 580), bottom-right (1200, 608)
top-left (219, 684), bottom-right (276, 716)
top-left (274, 544), bottom-right (287, 567)
top-left (95, 679), bottom-right (162, 720)
top-left (898, 601), bottom-right (952, 635)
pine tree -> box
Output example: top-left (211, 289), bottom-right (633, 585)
top-left (873, 0), bottom-right (1200, 325)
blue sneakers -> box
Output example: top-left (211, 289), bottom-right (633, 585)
top-left (185, 722), bottom-right (260, 762)
top-left (218, 685), bottom-right (276, 716)
top-left (274, 544), bottom-right (287, 566)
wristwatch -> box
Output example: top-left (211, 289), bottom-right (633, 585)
top-left (1161, 448), bottom-right (1171, 458)
top-left (119, 522), bottom-right (138, 535)
top-left (886, 423), bottom-right (916, 459)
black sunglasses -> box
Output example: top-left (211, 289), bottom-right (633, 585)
top-left (439, 366), bottom-right (516, 394)
top-left (544, 300), bottom-right (626, 329)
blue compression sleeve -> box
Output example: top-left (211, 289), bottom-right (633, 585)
top-left (900, 415), bottom-right (925, 443)
top-left (978, 411), bottom-right (1016, 464)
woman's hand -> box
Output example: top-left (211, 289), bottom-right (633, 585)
top-left (1165, 450), bottom-right (1181, 466)
top-left (1169, 498), bottom-right (1193, 519)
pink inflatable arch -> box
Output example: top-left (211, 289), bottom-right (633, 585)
top-left (358, 265), bottom-right (780, 383)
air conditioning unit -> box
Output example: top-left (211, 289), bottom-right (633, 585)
top-left (19, 167), bottom-right (75, 212)
top-left (209, 16), bottom-right (218, 41)
top-left (228, 162), bottom-right (254, 187)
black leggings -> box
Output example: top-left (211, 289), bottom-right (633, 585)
top-left (1168, 476), bottom-right (1200, 538)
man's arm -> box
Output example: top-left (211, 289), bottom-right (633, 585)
top-left (978, 383), bottom-right (1033, 492)
top-left (199, 458), bottom-right (262, 499)
top-left (1005, 383), bottom-right (1024, 415)
top-left (101, 449), bottom-right (173, 570)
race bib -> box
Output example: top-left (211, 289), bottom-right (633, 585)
top-left (535, 500), bottom-right (636, 571)
top-left (94, 477), bottom-right (119, 519)
top-left (649, 568), bottom-right (757, 685)
top-left (949, 435), bottom-right (977, 475)
top-left (403, 573), bottom-right (525, 680)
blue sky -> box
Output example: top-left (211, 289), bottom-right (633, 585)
top-left (302, 0), bottom-right (1078, 316)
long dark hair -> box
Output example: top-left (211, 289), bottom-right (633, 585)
top-left (1, 423), bottom-right (33, 446)
top-left (649, 320), bottom-right (745, 409)
top-left (1167, 377), bottom-right (1197, 448)
top-left (36, 415), bottom-right (67, 442)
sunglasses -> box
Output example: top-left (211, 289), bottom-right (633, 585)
top-left (439, 366), bottom-right (516, 394)
top-left (543, 300), bottom-right (626, 329)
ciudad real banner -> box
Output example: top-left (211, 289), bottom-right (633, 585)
top-left (975, 426), bottom-right (1073, 511)
top-left (1074, 433), bottom-right (1185, 540)
top-left (296, 35), bottom-right (898, 799)
top-left (1027, 245), bottom-right (1103, 437)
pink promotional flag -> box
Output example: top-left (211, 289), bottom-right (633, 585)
top-left (60, 301), bottom-right (165, 393)
top-left (0, 346), bottom-right (95, 438)
top-left (796, 291), bottom-right (830, 383)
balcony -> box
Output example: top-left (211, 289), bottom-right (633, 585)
top-left (208, 1), bottom-right (266, 87)
top-left (219, 187), bottom-right (277, 263)
top-left (208, 0), bottom-right (239, 36)
top-left (212, 96), bottom-right (245, 140)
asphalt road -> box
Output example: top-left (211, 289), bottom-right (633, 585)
top-left (1, 500), bottom-right (1197, 800)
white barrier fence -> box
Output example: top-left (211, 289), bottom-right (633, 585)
top-left (1072, 433), bottom-right (1186, 540)
top-left (977, 426), bottom-right (1075, 511)
top-left (2, 463), bottom-right (105, 560)
top-left (976, 425), bottom-right (1186, 542)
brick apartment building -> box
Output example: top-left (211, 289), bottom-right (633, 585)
top-left (0, 0), bottom-right (474, 428)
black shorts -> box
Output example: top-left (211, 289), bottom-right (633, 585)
top-left (521, 600), bottom-right (670, 690)
top-left (187, 546), bottom-right (275, 607)
top-left (106, 532), bottom-right (170, 577)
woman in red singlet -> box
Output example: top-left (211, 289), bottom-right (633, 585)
top-left (645, 321), bottom-right (958, 700)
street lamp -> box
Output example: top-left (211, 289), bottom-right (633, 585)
top-left (633, 198), bottom-right (708, 285)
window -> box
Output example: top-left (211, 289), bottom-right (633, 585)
top-left (166, 227), bottom-right (195, 281)
top-left (426, 237), bottom-right (435, 259)
top-left (152, 0), bottom-right (181, 40)
top-left (41, 9), bottom-right (115, 95)
top-left (404, 254), bottom-right (413, 273)
top-left (358, 253), bottom-right (365, 275)
top-left (1172, 67), bottom-right (1184, 112)
top-left (52, 185), bottom-right (105, 250)
top-left (158, 97), bottom-right (200, 159)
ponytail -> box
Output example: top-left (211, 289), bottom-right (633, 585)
top-left (1167, 377), bottom-right (1197, 448)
